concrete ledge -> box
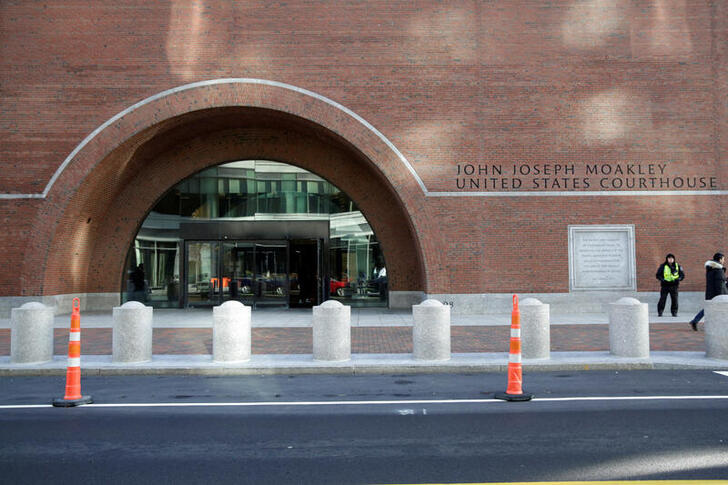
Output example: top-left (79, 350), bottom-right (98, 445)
top-left (0, 293), bottom-right (120, 318)
top-left (427, 291), bottom-right (705, 315)
top-left (0, 291), bottom-right (704, 318)
top-left (388, 291), bottom-right (426, 309)
top-left (1, 351), bottom-right (727, 376)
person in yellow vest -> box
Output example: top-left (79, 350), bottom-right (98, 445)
top-left (655, 253), bottom-right (685, 317)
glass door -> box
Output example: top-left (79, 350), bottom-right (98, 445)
top-left (289, 239), bottom-right (322, 307)
top-left (185, 239), bottom-right (318, 308)
top-left (185, 241), bottom-right (220, 306)
top-left (254, 242), bottom-right (288, 306)
top-left (221, 241), bottom-right (256, 306)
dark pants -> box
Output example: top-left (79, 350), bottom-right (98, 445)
top-left (691, 309), bottom-right (704, 324)
top-left (657, 285), bottom-right (679, 316)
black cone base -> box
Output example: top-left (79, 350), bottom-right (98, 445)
top-left (494, 391), bottom-right (533, 402)
top-left (52, 395), bottom-right (93, 407)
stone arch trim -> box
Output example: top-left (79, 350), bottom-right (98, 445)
top-left (29, 81), bottom-right (427, 297)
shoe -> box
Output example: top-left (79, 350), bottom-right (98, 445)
top-left (672, 313), bottom-right (678, 317)
top-left (690, 321), bottom-right (698, 331)
top-left (658, 313), bottom-right (663, 317)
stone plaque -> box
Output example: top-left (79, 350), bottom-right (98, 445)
top-left (568, 225), bottom-right (636, 291)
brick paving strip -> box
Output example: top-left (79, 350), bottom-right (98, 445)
top-left (0, 323), bottom-right (707, 356)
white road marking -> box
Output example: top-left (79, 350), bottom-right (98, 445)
top-left (2, 395), bottom-right (728, 410)
top-left (714, 371), bottom-right (728, 377)
top-left (0, 405), bottom-right (53, 409)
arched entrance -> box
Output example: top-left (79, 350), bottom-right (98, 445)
top-left (125, 159), bottom-right (388, 309)
top-left (30, 81), bottom-right (426, 308)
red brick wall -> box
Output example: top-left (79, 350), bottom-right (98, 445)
top-left (0, 1), bottom-right (725, 297)
top-left (39, 106), bottom-right (426, 295)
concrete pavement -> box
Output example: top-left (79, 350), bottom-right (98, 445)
top-left (0, 306), bottom-right (694, 328)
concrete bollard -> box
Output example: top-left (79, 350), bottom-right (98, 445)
top-left (313, 300), bottom-right (350, 361)
top-left (112, 301), bottom-right (153, 363)
top-left (213, 300), bottom-right (251, 362)
top-left (520, 297), bottom-right (550, 360)
top-left (10, 302), bottom-right (54, 364)
top-left (412, 299), bottom-right (450, 360)
top-left (608, 297), bottom-right (649, 358)
top-left (705, 294), bottom-right (728, 360)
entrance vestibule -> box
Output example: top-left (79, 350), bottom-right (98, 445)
top-left (122, 160), bottom-right (388, 309)
top-left (185, 239), bottom-right (322, 308)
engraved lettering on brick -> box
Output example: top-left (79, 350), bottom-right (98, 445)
top-left (454, 162), bottom-right (718, 192)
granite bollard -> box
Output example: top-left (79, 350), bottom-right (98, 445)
top-left (313, 300), bottom-right (350, 361)
top-left (705, 294), bottom-right (728, 360)
top-left (412, 299), bottom-right (450, 360)
top-left (608, 297), bottom-right (649, 358)
top-left (520, 297), bottom-right (550, 360)
top-left (213, 300), bottom-right (251, 362)
top-left (112, 301), bottom-right (153, 363)
top-left (10, 302), bottom-right (54, 364)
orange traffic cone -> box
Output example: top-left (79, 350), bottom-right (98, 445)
top-left (53, 298), bottom-right (92, 407)
top-left (495, 295), bottom-right (533, 402)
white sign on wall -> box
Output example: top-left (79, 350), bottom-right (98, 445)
top-left (568, 225), bottom-right (636, 291)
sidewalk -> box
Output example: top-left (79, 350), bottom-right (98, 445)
top-left (1, 308), bottom-right (725, 375)
top-left (0, 307), bottom-right (697, 328)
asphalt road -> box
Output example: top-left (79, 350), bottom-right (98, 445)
top-left (1, 370), bottom-right (728, 484)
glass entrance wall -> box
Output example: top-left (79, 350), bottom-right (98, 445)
top-left (289, 239), bottom-right (320, 307)
top-left (219, 241), bottom-right (293, 307)
top-left (123, 237), bottom-right (180, 308)
top-left (328, 212), bottom-right (387, 304)
top-left (122, 160), bottom-right (387, 308)
top-left (253, 243), bottom-right (288, 306)
top-left (186, 241), bottom-right (220, 305)
top-left (162, 161), bottom-right (346, 219)
top-left (221, 242), bottom-right (255, 305)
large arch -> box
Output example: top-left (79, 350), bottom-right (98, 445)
top-left (28, 81), bottom-right (426, 305)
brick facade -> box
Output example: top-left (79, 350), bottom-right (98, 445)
top-left (1, 1), bottom-right (726, 308)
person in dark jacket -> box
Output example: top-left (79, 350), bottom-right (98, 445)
top-left (689, 253), bottom-right (728, 331)
top-left (655, 253), bottom-right (685, 317)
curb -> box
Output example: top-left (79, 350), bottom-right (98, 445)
top-left (2, 351), bottom-right (728, 376)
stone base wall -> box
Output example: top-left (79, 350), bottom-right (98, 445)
top-left (388, 291), bottom-right (427, 310)
top-left (0, 293), bottom-right (120, 318)
top-left (425, 291), bottom-right (705, 315)
top-left (0, 290), bottom-right (705, 317)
